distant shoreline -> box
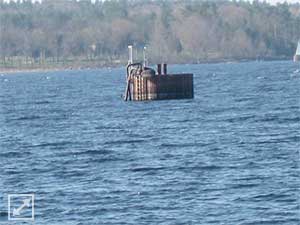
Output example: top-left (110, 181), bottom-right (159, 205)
top-left (0, 64), bottom-right (123, 74)
top-left (0, 67), bottom-right (97, 75)
top-left (0, 57), bottom-right (293, 75)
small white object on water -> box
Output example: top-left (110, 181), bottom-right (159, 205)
top-left (46, 76), bottom-right (50, 80)
top-left (4, 79), bottom-right (8, 82)
top-left (292, 69), bottom-right (299, 74)
top-left (290, 69), bottom-right (300, 77)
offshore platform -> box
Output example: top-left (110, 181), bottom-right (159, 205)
top-left (124, 46), bottom-right (194, 101)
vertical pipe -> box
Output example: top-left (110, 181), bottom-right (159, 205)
top-left (157, 64), bottom-right (161, 75)
top-left (128, 45), bottom-right (133, 64)
top-left (163, 63), bottom-right (167, 75)
top-left (143, 46), bottom-right (147, 67)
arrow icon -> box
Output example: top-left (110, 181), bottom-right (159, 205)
top-left (12, 198), bottom-right (31, 216)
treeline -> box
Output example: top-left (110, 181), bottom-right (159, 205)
top-left (0, 0), bottom-right (300, 68)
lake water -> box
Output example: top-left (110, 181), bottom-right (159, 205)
top-left (0, 61), bottom-right (299, 224)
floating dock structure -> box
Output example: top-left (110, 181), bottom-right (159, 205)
top-left (294, 40), bottom-right (300, 62)
top-left (124, 63), bottom-right (193, 101)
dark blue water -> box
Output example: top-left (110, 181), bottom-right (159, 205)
top-left (0, 61), bottom-right (299, 224)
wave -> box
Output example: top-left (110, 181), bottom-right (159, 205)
top-left (12, 115), bottom-right (42, 121)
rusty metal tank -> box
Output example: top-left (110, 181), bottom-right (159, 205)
top-left (124, 63), bottom-right (193, 101)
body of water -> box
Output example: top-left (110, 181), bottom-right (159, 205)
top-left (0, 61), bottom-right (299, 224)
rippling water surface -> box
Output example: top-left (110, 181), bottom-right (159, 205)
top-left (0, 61), bottom-right (299, 224)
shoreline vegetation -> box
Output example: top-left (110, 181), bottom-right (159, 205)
top-left (0, 0), bottom-right (299, 74)
top-left (0, 56), bottom-right (292, 74)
